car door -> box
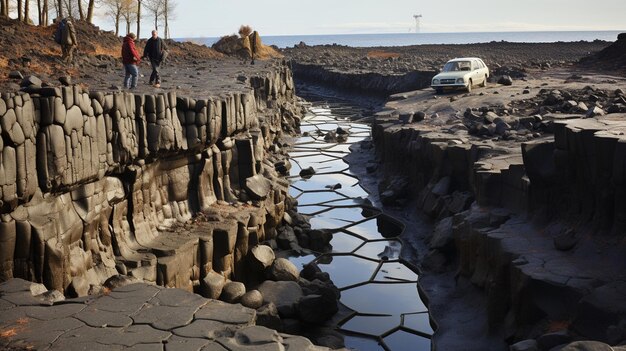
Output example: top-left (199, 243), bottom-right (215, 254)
top-left (474, 60), bottom-right (485, 84)
top-left (471, 60), bottom-right (481, 84)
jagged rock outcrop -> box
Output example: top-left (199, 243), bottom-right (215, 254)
top-left (0, 62), bottom-right (301, 297)
top-left (372, 111), bottom-right (626, 344)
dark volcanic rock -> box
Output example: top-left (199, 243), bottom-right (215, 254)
top-left (498, 75), bottom-right (514, 86)
top-left (297, 292), bottom-right (339, 324)
top-left (8, 70), bottom-right (23, 79)
top-left (299, 166), bottom-right (316, 178)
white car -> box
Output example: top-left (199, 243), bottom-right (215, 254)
top-left (431, 57), bottom-right (489, 94)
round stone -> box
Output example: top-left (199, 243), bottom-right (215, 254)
top-left (220, 281), bottom-right (246, 303)
top-left (240, 290), bottom-right (264, 309)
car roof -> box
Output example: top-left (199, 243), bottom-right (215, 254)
top-left (447, 57), bottom-right (483, 62)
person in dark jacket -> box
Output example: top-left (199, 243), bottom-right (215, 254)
top-left (58, 18), bottom-right (78, 64)
top-left (122, 33), bottom-right (141, 89)
top-left (142, 30), bottom-right (168, 88)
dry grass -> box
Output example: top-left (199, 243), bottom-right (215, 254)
top-left (256, 45), bottom-right (283, 60)
top-left (238, 25), bottom-right (253, 38)
top-left (367, 50), bottom-right (401, 59)
top-left (93, 43), bottom-right (120, 57)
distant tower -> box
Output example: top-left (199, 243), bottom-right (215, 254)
top-left (413, 14), bottom-right (422, 33)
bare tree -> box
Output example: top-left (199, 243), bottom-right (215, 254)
top-left (144, 0), bottom-right (162, 32)
top-left (120, 0), bottom-right (136, 35)
top-left (0, 0), bottom-right (6, 18)
top-left (102, 0), bottom-right (123, 36)
top-left (56, 0), bottom-right (63, 18)
top-left (17, 0), bottom-right (23, 20)
top-left (144, 0), bottom-right (175, 38)
top-left (77, 0), bottom-right (83, 20)
top-left (135, 0), bottom-right (140, 37)
top-left (23, 0), bottom-right (30, 23)
top-left (42, 0), bottom-right (48, 24)
top-left (163, 0), bottom-right (176, 39)
top-left (86, 0), bottom-right (94, 22)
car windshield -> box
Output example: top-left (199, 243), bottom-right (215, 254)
top-left (442, 61), bottom-right (472, 72)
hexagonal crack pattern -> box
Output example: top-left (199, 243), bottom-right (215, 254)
top-left (286, 103), bottom-right (433, 350)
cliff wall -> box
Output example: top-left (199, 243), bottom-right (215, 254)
top-left (0, 62), bottom-right (301, 296)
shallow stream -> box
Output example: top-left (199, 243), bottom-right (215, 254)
top-left (285, 99), bottom-right (433, 351)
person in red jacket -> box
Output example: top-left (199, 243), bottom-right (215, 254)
top-left (121, 33), bottom-right (141, 89)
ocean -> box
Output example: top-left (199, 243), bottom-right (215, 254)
top-left (178, 31), bottom-right (624, 49)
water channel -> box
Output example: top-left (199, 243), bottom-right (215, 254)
top-left (284, 97), bottom-right (433, 351)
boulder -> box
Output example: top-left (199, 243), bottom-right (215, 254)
top-left (240, 290), bottom-right (264, 309)
top-left (8, 70), bottom-right (23, 80)
top-left (221, 281), bottom-right (246, 303)
top-left (256, 302), bottom-right (281, 330)
top-left (553, 229), bottom-right (579, 251)
top-left (297, 292), bottom-right (338, 324)
top-left (244, 174), bottom-right (272, 200)
top-left (20, 75), bottom-right (42, 88)
top-left (498, 75), bottom-right (514, 86)
top-left (299, 166), bottom-right (316, 178)
top-left (276, 226), bottom-right (298, 250)
top-left (412, 111), bottom-right (426, 122)
top-left (267, 258), bottom-right (300, 282)
top-left (200, 270), bottom-right (226, 299)
top-left (257, 280), bottom-right (303, 317)
top-left (249, 245), bottom-right (275, 271)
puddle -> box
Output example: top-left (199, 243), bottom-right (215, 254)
top-left (287, 103), bottom-right (431, 350)
top-left (403, 312), bottom-right (434, 335)
top-left (315, 255), bottom-right (379, 289)
top-left (295, 191), bottom-right (348, 206)
top-left (355, 240), bottom-right (403, 261)
top-left (341, 315), bottom-right (399, 336)
top-left (330, 232), bottom-right (366, 253)
top-left (340, 283), bottom-right (427, 316)
top-left (384, 330), bottom-right (431, 351)
top-left (373, 262), bottom-right (419, 282)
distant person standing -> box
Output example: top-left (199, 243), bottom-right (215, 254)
top-left (122, 33), bottom-right (141, 89)
top-left (55, 17), bottom-right (78, 64)
top-left (142, 30), bottom-right (168, 88)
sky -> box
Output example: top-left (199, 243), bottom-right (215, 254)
top-left (95, 0), bottom-right (626, 38)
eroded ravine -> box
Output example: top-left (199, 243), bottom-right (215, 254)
top-left (285, 100), bottom-right (434, 351)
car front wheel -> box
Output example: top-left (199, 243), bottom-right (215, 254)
top-left (466, 79), bottom-right (473, 93)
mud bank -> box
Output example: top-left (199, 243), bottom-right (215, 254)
top-left (0, 61), bottom-right (302, 296)
top-left (290, 62), bottom-right (436, 96)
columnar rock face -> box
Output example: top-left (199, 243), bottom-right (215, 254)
top-left (0, 63), bottom-right (300, 296)
top-left (372, 113), bottom-right (626, 343)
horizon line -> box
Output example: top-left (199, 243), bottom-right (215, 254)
top-left (176, 28), bottom-right (626, 39)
